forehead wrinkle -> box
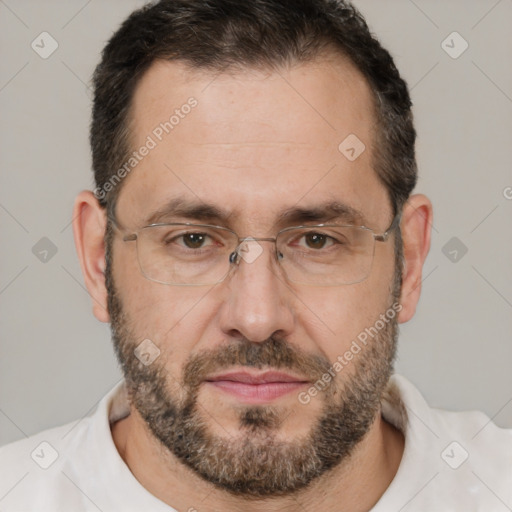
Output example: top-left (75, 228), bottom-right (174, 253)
top-left (142, 196), bottom-right (367, 231)
top-left (185, 141), bottom-right (318, 148)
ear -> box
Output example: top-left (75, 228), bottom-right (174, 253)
top-left (397, 194), bottom-right (433, 323)
top-left (72, 190), bottom-right (110, 323)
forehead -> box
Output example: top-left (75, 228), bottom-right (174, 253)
top-left (117, 56), bottom-right (388, 230)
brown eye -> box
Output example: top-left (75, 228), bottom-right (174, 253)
top-left (303, 233), bottom-right (333, 249)
top-left (182, 233), bottom-right (208, 249)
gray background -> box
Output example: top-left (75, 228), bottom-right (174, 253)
top-left (1, 0), bottom-right (511, 446)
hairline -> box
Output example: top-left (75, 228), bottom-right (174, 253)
top-left (105, 48), bottom-right (392, 220)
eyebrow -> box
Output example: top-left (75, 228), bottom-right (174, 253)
top-left (144, 197), bottom-right (367, 229)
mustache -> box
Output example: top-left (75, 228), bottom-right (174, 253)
top-left (182, 336), bottom-right (333, 392)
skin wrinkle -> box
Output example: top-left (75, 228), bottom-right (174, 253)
top-left (138, 198), bottom-right (368, 235)
top-left (187, 142), bottom-right (317, 148)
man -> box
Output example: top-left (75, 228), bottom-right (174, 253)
top-left (0, 0), bottom-right (510, 510)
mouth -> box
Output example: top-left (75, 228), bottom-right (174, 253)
top-left (204, 370), bottom-right (310, 403)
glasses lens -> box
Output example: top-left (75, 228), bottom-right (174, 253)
top-left (136, 224), bottom-right (236, 285)
top-left (276, 226), bottom-right (375, 285)
top-left (133, 223), bottom-right (376, 286)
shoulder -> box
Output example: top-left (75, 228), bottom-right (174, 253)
top-left (0, 418), bottom-right (96, 510)
top-left (429, 395), bottom-right (512, 505)
top-left (0, 381), bottom-right (129, 511)
top-left (389, 374), bottom-right (512, 457)
top-left (377, 374), bottom-right (512, 510)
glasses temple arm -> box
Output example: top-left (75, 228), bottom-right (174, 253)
top-left (375, 211), bottom-right (402, 242)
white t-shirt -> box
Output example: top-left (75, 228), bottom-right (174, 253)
top-left (1, 374), bottom-right (511, 511)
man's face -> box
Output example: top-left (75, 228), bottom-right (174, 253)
top-left (108, 56), bottom-right (400, 496)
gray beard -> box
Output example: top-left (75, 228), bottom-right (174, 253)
top-left (105, 225), bottom-right (399, 498)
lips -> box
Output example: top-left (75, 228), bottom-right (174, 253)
top-left (204, 370), bottom-right (310, 403)
top-left (206, 370), bottom-right (309, 385)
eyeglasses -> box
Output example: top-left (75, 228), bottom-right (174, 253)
top-left (109, 213), bottom-right (401, 286)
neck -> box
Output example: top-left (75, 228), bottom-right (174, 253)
top-left (111, 406), bottom-right (404, 512)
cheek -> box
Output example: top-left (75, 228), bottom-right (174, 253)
top-left (298, 260), bottom-right (395, 363)
top-left (112, 247), bottom-right (218, 371)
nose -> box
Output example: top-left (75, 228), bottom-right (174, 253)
top-left (219, 239), bottom-right (295, 343)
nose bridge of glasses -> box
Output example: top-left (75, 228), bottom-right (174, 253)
top-left (230, 236), bottom-right (280, 266)
top-left (238, 236), bottom-right (277, 243)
